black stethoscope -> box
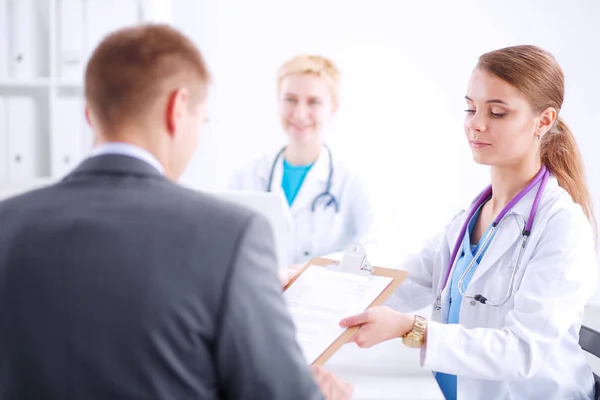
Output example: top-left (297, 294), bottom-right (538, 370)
top-left (266, 145), bottom-right (339, 212)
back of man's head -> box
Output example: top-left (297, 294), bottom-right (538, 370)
top-left (85, 24), bottom-right (211, 179)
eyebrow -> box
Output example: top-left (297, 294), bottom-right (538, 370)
top-left (283, 93), bottom-right (322, 101)
top-left (465, 95), bottom-right (509, 105)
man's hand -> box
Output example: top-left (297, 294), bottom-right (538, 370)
top-left (312, 366), bottom-right (354, 400)
top-left (278, 264), bottom-right (304, 287)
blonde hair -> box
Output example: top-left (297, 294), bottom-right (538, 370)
top-left (277, 54), bottom-right (341, 105)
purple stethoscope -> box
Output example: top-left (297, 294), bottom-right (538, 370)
top-left (440, 165), bottom-right (550, 307)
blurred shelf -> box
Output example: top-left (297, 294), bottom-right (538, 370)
top-left (0, 79), bottom-right (51, 89)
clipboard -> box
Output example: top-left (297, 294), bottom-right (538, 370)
top-left (283, 249), bottom-right (407, 366)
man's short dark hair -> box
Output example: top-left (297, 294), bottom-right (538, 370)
top-left (85, 24), bottom-right (210, 132)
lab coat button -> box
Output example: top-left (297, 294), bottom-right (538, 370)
top-left (470, 300), bottom-right (477, 306)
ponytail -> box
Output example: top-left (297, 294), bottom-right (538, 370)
top-left (541, 117), bottom-right (597, 236)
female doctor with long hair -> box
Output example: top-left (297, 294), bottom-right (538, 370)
top-left (339, 45), bottom-right (598, 400)
top-left (229, 55), bottom-right (378, 270)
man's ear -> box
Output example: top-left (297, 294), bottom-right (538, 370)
top-left (84, 104), bottom-right (92, 127)
top-left (166, 88), bottom-right (189, 137)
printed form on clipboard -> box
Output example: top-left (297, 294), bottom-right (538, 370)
top-left (283, 254), bottom-right (406, 366)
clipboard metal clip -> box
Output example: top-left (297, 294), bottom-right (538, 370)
top-left (325, 245), bottom-right (373, 277)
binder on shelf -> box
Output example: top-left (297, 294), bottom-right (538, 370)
top-left (81, 118), bottom-right (94, 159)
top-left (0, 0), bottom-right (9, 79)
top-left (6, 0), bottom-right (38, 79)
top-left (7, 96), bottom-right (39, 180)
top-left (52, 96), bottom-right (85, 178)
top-left (0, 97), bottom-right (8, 181)
top-left (58, 0), bottom-right (85, 80)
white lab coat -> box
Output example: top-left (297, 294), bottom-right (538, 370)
top-left (389, 175), bottom-right (598, 400)
top-left (229, 146), bottom-right (378, 266)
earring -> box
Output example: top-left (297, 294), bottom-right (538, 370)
top-left (536, 132), bottom-right (541, 141)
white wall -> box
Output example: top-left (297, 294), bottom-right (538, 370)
top-left (172, 0), bottom-right (600, 301)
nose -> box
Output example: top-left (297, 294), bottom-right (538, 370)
top-left (292, 103), bottom-right (309, 120)
top-left (466, 112), bottom-right (486, 133)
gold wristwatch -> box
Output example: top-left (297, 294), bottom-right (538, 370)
top-left (402, 315), bottom-right (427, 348)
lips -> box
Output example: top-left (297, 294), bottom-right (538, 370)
top-left (470, 141), bottom-right (491, 149)
top-left (289, 123), bottom-right (313, 131)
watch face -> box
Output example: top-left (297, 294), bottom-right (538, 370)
top-left (403, 336), bottom-right (422, 348)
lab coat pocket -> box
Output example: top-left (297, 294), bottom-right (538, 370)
top-left (488, 261), bottom-right (520, 326)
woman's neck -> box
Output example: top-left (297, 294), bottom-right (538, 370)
top-left (489, 159), bottom-right (542, 214)
top-left (285, 139), bottom-right (323, 165)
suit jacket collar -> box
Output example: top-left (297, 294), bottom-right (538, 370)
top-left (64, 154), bottom-right (167, 181)
top-left (89, 142), bottom-right (165, 175)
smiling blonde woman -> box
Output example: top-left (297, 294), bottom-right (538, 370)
top-left (230, 54), bottom-right (379, 269)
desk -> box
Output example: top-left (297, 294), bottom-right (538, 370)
top-left (324, 308), bottom-right (443, 400)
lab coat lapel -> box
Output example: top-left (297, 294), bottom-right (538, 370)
top-left (467, 176), bottom-right (555, 286)
top-left (289, 148), bottom-right (330, 217)
top-left (440, 281), bottom-right (452, 323)
top-left (445, 212), bottom-right (468, 275)
top-left (468, 213), bottom-right (521, 286)
top-left (440, 214), bottom-right (467, 321)
top-left (268, 154), bottom-right (288, 206)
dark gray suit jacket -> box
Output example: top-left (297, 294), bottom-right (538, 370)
top-left (0, 154), bottom-right (322, 399)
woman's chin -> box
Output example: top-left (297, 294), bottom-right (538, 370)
top-left (471, 153), bottom-right (494, 166)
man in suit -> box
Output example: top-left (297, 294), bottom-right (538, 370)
top-left (0, 24), bottom-right (352, 400)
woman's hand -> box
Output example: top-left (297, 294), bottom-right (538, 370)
top-left (278, 264), bottom-right (304, 287)
top-left (339, 306), bottom-right (415, 348)
top-left (312, 365), bottom-right (354, 400)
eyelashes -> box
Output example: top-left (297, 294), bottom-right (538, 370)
top-left (464, 109), bottom-right (507, 118)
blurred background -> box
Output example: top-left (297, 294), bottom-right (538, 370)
top-left (1, 0), bottom-right (599, 300)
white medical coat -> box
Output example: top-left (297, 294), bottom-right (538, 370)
top-left (229, 147), bottom-right (379, 266)
top-left (389, 175), bottom-right (598, 399)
